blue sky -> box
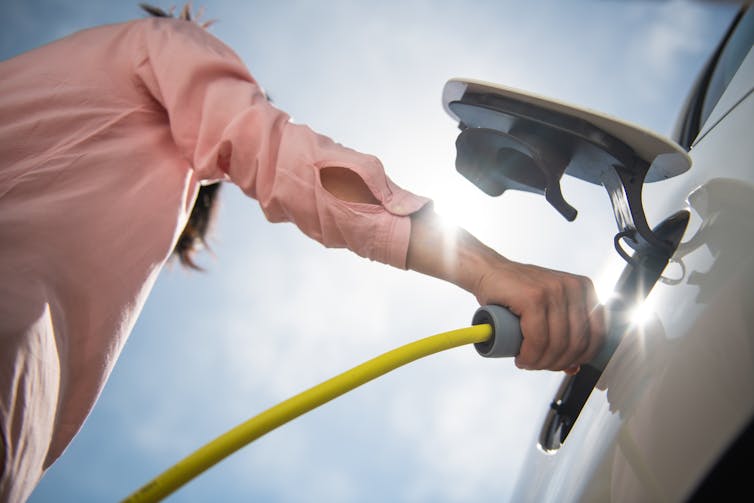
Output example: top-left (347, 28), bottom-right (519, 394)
top-left (1, 1), bottom-right (739, 502)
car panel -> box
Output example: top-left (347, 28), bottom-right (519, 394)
top-left (512, 19), bottom-right (754, 503)
top-left (696, 7), bottom-right (754, 142)
top-left (695, 45), bottom-right (754, 145)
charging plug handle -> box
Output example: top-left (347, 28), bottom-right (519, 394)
top-left (472, 304), bottom-right (618, 370)
top-left (472, 305), bottom-right (522, 357)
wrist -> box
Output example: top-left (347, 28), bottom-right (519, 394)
top-left (454, 230), bottom-right (508, 301)
top-left (407, 208), bottom-right (508, 299)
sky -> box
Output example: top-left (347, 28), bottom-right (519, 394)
top-left (1, 1), bottom-right (740, 502)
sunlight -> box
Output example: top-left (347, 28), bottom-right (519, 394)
top-left (629, 297), bottom-right (657, 328)
top-left (594, 258), bottom-right (626, 304)
top-left (430, 182), bottom-right (494, 236)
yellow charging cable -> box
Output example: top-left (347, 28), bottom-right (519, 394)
top-left (123, 323), bottom-right (493, 502)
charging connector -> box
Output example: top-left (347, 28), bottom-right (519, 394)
top-left (473, 303), bottom-right (625, 372)
top-left (472, 305), bottom-right (522, 358)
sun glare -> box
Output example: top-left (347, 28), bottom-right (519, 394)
top-left (431, 185), bottom-right (492, 235)
top-left (630, 297), bottom-right (658, 328)
top-left (595, 259), bottom-right (625, 304)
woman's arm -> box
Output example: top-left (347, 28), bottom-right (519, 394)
top-left (406, 206), bottom-right (605, 373)
top-left (321, 167), bottom-right (606, 373)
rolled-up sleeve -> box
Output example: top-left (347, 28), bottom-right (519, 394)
top-left (133, 18), bottom-right (430, 268)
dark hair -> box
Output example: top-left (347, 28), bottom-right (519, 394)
top-left (139, 3), bottom-right (216, 28)
top-left (176, 182), bottom-right (222, 269)
top-left (140, 3), bottom-right (220, 269)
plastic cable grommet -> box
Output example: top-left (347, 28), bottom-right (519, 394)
top-left (472, 305), bottom-right (523, 358)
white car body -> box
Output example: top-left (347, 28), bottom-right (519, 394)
top-left (510, 7), bottom-right (754, 502)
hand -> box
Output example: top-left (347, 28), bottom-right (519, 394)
top-left (472, 257), bottom-right (605, 373)
top-left (406, 208), bottom-right (605, 373)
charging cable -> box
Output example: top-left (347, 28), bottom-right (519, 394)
top-left (122, 306), bottom-right (525, 502)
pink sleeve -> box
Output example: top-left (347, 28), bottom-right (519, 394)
top-left (133, 18), bottom-right (430, 268)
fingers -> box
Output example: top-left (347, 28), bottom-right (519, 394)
top-left (564, 365), bottom-right (581, 376)
top-left (473, 259), bottom-right (605, 373)
top-left (515, 287), bottom-right (549, 370)
top-left (513, 272), bottom-right (604, 372)
top-left (550, 275), bottom-right (592, 371)
top-left (585, 288), bottom-right (607, 362)
top-left (514, 277), bottom-right (569, 370)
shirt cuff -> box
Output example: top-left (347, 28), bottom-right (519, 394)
top-left (380, 190), bottom-right (432, 269)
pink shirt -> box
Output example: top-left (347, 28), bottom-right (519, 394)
top-left (0, 18), bottom-right (428, 501)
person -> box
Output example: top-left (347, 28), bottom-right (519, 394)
top-left (0, 5), bottom-right (605, 502)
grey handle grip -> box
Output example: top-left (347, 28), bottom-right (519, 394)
top-left (471, 304), bottom-right (619, 371)
top-left (472, 305), bottom-right (522, 358)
